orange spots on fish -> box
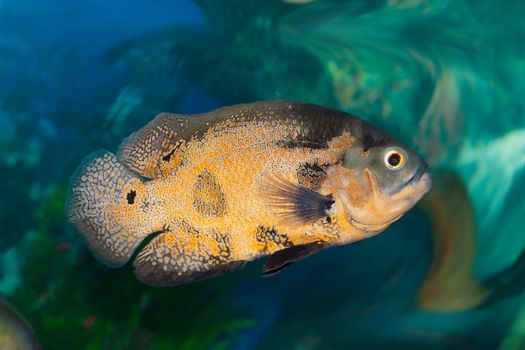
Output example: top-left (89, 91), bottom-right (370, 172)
top-left (207, 239), bottom-right (221, 257)
top-left (250, 240), bottom-right (266, 254)
top-left (328, 131), bottom-right (354, 151)
top-left (265, 241), bottom-right (280, 253)
top-left (164, 233), bottom-right (176, 246)
top-left (184, 235), bottom-right (198, 255)
top-left (143, 162), bottom-right (157, 179)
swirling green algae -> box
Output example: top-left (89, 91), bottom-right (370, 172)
top-left (11, 184), bottom-right (255, 350)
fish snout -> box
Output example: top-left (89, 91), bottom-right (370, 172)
top-left (413, 162), bottom-right (428, 182)
top-left (417, 171), bottom-right (433, 195)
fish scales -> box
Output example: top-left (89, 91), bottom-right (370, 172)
top-left (68, 101), bottom-right (432, 286)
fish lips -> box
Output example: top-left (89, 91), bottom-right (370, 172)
top-left (410, 162), bottom-right (432, 195)
top-left (388, 162), bottom-right (432, 196)
top-left (411, 162), bottom-right (428, 183)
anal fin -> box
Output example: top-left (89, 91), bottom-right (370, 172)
top-left (133, 227), bottom-right (243, 286)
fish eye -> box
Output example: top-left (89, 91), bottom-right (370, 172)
top-left (384, 149), bottom-right (406, 170)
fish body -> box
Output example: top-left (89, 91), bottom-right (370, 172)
top-left (68, 101), bottom-right (431, 286)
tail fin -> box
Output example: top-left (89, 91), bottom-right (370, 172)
top-left (67, 151), bottom-right (155, 267)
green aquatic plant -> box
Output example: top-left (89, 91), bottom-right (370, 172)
top-left (11, 182), bottom-right (255, 350)
top-left (34, 185), bottom-right (69, 238)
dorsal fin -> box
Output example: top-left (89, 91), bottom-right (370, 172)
top-left (117, 112), bottom-right (212, 179)
top-left (117, 100), bottom-right (355, 179)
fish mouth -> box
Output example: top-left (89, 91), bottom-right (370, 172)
top-left (348, 163), bottom-right (432, 232)
top-left (387, 162), bottom-right (431, 196)
top-left (409, 162), bottom-right (428, 185)
top-left (411, 163), bottom-right (432, 195)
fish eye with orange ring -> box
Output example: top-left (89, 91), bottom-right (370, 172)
top-left (384, 148), bottom-right (407, 170)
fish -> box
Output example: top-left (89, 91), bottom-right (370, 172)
top-left (67, 101), bottom-right (432, 286)
top-left (0, 297), bottom-right (41, 350)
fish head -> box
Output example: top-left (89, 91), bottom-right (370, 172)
top-left (326, 123), bottom-right (432, 234)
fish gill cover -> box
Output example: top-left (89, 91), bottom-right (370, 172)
top-left (0, 0), bottom-right (524, 349)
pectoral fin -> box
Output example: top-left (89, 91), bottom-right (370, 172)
top-left (263, 241), bottom-right (326, 276)
top-left (260, 174), bottom-right (334, 227)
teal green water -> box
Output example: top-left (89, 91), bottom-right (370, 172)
top-left (0, 0), bottom-right (524, 349)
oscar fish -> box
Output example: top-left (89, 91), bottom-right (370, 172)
top-left (67, 101), bottom-right (432, 286)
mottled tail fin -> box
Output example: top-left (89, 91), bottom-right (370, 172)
top-left (68, 151), bottom-right (157, 267)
